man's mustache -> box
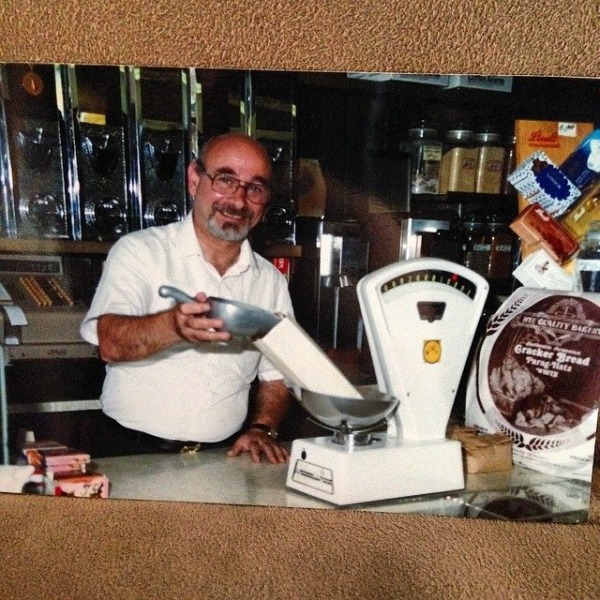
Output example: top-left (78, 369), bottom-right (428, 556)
top-left (213, 202), bottom-right (254, 220)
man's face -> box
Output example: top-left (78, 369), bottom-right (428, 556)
top-left (188, 137), bottom-right (271, 242)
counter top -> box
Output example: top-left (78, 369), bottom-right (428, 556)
top-left (94, 447), bottom-right (592, 522)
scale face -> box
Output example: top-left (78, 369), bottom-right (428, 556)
top-left (286, 258), bottom-right (489, 506)
top-left (357, 258), bottom-right (489, 441)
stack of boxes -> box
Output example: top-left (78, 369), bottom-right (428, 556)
top-left (21, 440), bottom-right (109, 498)
top-left (507, 122), bottom-right (600, 289)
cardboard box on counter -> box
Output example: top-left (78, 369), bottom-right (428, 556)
top-left (449, 426), bottom-right (513, 474)
top-left (51, 472), bottom-right (109, 499)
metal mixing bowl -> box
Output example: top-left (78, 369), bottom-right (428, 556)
top-left (297, 385), bottom-right (400, 432)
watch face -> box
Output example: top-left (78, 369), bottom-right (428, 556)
top-left (423, 339), bottom-right (441, 364)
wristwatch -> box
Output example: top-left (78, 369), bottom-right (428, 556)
top-left (248, 423), bottom-right (278, 440)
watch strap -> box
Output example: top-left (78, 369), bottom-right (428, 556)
top-left (248, 423), bottom-right (278, 439)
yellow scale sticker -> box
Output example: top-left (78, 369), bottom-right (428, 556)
top-left (423, 339), bottom-right (442, 364)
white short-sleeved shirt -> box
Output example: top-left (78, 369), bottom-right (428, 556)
top-left (80, 212), bottom-right (294, 442)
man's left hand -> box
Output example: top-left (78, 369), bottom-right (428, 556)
top-left (227, 430), bottom-right (289, 464)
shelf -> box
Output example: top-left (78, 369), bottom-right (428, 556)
top-left (0, 238), bottom-right (301, 259)
top-left (412, 193), bottom-right (519, 221)
top-left (0, 238), bottom-right (113, 256)
top-left (259, 244), bottom-right (302, 258)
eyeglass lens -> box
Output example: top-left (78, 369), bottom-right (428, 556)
top-left (212, 174), bottom-right (269, 203)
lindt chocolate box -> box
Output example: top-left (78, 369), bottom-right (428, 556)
top-left (514, 120), bottom-right (594, 209)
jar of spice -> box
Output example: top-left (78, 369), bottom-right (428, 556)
top-left (439, 129), bottom-right (478, 194)
top-left (488, 221), bottom-right (515, 283)
top-left (461, 220), bottom-right (492, 278)
top-left (404, 121), bottom-right (443, 195)
top-left (474, 131), bottom-right (506, 194)
top-left (577, 221), bottom-right (600, 292)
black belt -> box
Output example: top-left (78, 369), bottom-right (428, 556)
top-left (130, 429), bottom-right (235, 454)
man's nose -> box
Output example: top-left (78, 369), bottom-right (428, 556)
top-left (232, 182), bottom-right (251, 201)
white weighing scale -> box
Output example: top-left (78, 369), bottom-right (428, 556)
top-left (286, 258), bottom-right (489, 506)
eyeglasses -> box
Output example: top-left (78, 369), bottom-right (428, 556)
top-left (198, 162), bottom-right (270, 205)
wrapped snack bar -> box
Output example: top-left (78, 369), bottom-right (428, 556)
top-left (508, 150), bottom-right (580, 218)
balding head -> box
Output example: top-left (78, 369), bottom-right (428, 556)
top-left (198, 133), bottom-right (271, 180)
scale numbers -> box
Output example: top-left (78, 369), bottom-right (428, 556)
top-left (380, 269), bottom-right (478, 299)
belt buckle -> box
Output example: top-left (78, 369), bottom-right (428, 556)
top-left (180, 443), bottom-right (201, 454)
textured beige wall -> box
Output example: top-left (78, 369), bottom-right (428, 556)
top-left (0, 0), bottom-right (598, 77)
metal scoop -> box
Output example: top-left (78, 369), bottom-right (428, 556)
top-left (158, 285), bottom-right (282, 339)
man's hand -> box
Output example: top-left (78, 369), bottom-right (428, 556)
top-left (172, 292), bottom-right (232, 344)
top-left (227, 430), bottom-right (289, 464)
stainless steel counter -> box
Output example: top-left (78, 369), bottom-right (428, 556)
top-left (94, 448), bottom-right (592, 522)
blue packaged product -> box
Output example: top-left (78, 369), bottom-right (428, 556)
top-left (507, 150), bottom-right (580, 218)
top-left (560, 129), bottom-right (600, 191)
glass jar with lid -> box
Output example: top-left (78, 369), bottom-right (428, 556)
top-left (577, 220), bottom-right (600, 292)
top-left (474, 130), bottom-right (506, 194)
top-left (460, 219), bottom-right (492, 278)
top-left (403, 121), bottom-right (443, 195)
top-left (439, 129), bottom-right (477, 194)
top-left (488, 221), bottom-right (516, 286)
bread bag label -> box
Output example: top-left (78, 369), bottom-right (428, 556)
top-left (466, 288), bottom-right (600, 481)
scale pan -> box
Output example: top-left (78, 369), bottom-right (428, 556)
top-left (297, 386), bottom-right (399, 431)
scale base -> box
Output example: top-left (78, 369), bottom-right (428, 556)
top-left (286, 435), bottom-right (465, 506)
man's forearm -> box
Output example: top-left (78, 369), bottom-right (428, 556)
top-left (97, 312), bottom-right (181, 362)
top-left (250, 379), bottom-right (291, 431)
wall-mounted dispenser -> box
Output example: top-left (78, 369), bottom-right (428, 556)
top-left (70, 65), bottom-right (130, 241)
top-left (0, 64), bottom-right (70, 239)
top-left (133, 67), bottom-right (191, 229)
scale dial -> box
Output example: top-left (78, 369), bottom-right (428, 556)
top-left (380, 268), bottom-right (478, 299)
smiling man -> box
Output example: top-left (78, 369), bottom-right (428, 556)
top-left (80, 133), bottom-right (293, 463)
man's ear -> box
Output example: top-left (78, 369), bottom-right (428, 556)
top-left (187, 161), bottom-right (201, 195)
